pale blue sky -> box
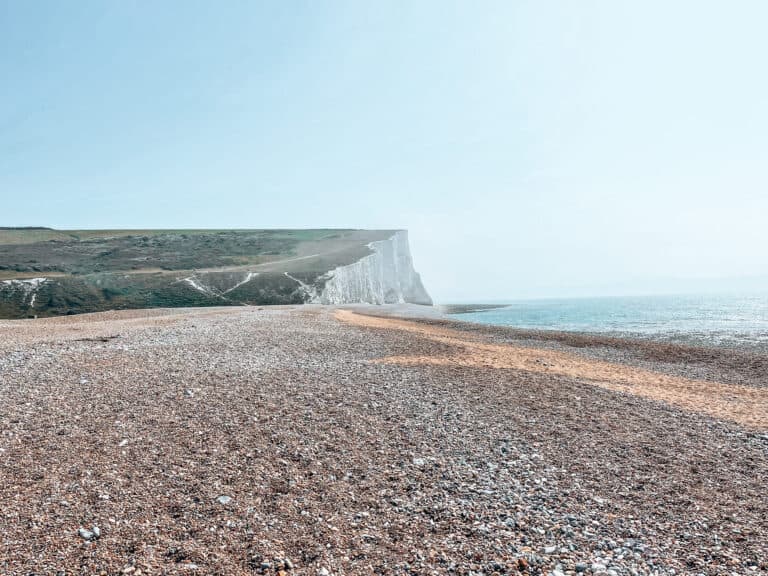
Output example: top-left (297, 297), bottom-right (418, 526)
top-left (2, 1), bottom-right (767, 301)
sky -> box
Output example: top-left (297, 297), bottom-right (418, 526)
top-left (2, 1), bottom-right (767, 302)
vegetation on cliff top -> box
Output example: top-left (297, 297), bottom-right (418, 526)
top-left (0, 228), bottom-right (395, 318)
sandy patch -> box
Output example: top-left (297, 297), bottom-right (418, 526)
top-left (336, 310), bottom-right (768, 431)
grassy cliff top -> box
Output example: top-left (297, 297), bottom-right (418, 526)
top-left (0, 228), bottom-right (396, 279)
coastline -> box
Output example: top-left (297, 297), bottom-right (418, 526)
top-left (354, 305), bottom-right (768, 388)
top-left (439, 294), bottom-right (768, 354)
top-left (1, 306), bottom-right (766, 574)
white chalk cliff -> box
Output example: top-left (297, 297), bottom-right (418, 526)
top-left (317, 231), bottom-right (432, 306)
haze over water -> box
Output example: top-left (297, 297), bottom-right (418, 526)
top-left (451, 292), bottom-right (768, 350)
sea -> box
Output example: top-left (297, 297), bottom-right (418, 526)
top-left (445, 292), bottom-right (768, 350)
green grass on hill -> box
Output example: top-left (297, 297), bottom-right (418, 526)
top-left (0, 228), bottom-right (381, 276)
top-left (0, 228), bottom-right (396, 318)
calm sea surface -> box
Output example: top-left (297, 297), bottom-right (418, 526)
top-left (448, 293), bottom-right (768, 350)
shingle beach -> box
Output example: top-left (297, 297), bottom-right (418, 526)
top-left (1, 306), bottom-right (766, 575)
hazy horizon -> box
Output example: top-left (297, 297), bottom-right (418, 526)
top-left (3, 1), bottom-right (767, 302)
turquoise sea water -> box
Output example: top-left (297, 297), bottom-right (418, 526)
top-left (449, 293), bottom-right (768, 349)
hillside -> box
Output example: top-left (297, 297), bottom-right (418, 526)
top-left (0, 228), bottom-right (432, 318)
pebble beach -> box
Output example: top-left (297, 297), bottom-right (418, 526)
top-left (0, 305), bottom-right (766, 575)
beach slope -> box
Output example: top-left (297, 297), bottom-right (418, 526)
top-left (0, 306), bottom-right (766, 574)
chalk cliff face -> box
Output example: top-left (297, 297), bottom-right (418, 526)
top-left (318, 231), bottom-right (433, 306)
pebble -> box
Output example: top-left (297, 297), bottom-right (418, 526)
top-left (216, 495), bottom-right (232, 505)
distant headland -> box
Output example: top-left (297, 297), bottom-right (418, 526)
top-left (0, 228), bottom-right (432, 318)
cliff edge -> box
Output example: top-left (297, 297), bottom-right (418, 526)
top-left (318, 231), bottom-right (433, 306)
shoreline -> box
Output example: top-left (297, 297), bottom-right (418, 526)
top-left (1, 306), bottom-right (766, 574)
top-left (338, 309), bottom-right (768, 429)
top-left (351, 304), bottom-right (768, 380)
top-left (439, 300), bottom-right (768, 353)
